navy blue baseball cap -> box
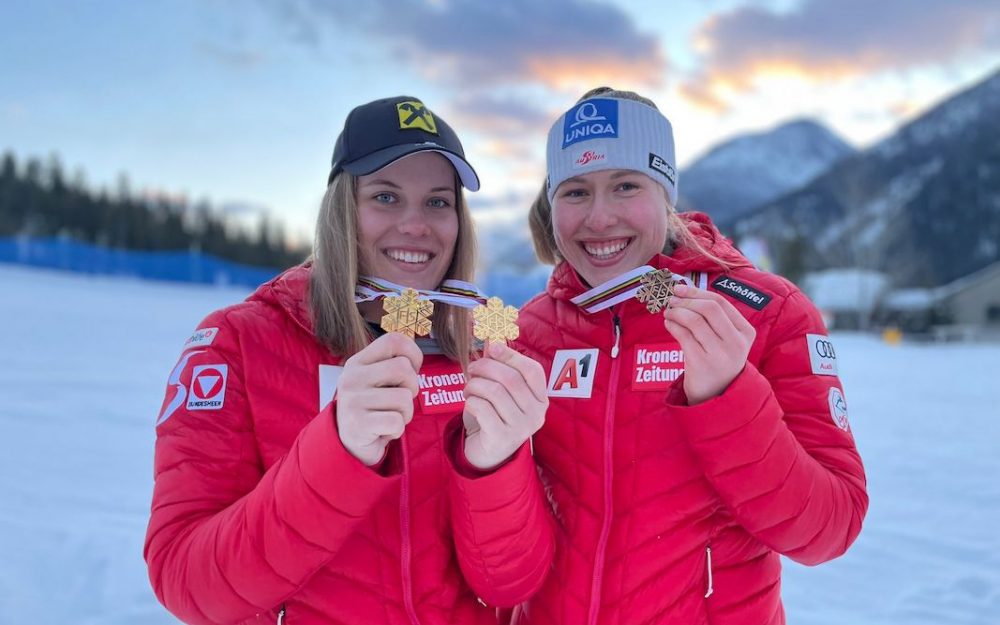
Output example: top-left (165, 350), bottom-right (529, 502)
top-left (328, 96), bottom-right (480, 191)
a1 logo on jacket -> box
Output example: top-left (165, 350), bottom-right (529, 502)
top-left (547, 349), bottom-right (599, 398)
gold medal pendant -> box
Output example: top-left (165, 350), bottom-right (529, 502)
top-left (473, 296), bottom-right (520, 344)
top-left (636, 269), bottom-right (680, 313)
top-left (381, 288), bottom-right (434, 338)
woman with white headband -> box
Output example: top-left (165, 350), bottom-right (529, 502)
top-left (452, 87), bottom-right (868, 625)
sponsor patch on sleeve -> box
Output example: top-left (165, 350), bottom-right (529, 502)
top-left (547, 348), bottom-right (599, 398)
top-left (711, 276), bottom-right (772, 310)
top-left (186, 364), bottom-right (228, 410)
top-left (807, 334), bottom-right (838, 376)
top-left (828, 387), bottom-right (849, 431)
top-left (183, 327), bottom-right (219, 351)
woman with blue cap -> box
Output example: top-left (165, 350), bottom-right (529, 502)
top-left (145, 96), bottom-right (553, 625)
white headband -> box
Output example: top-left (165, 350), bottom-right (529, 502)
top-left (546, 97), bottom-right (678, 206)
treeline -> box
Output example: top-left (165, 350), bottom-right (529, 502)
top-left (0, 151), bottom-right (310, 269)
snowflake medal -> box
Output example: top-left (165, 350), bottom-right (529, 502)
top-left (473, 296), bottom-right (520, 344)
top-left (636, 269), bottom-right (680, 314)
top-left (381, 288), bottom-right (434, 338)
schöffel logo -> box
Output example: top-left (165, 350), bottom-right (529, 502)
top-left (562, 98), bottom-right (618, 148)
top-left (711, 276), bottom-right (772, 310)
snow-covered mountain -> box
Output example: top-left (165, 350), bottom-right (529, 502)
top-left (727, 68), bottom-right (1000, 288)
top-left (678, 119), bottom-right (855, 223)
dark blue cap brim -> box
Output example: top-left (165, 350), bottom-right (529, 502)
top-left (341, 144), bottom-right (480, 192)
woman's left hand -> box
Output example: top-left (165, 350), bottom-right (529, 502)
top-left (462, 342), bottom-right (549, 470)
top-left (662, 283), bottom-right (756, 405)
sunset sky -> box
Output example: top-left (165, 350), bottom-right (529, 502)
top-left (2, 0), bottom-right (998, 241)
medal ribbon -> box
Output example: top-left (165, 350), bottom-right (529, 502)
top-left (355, 276), bottom-right (487, 309)
top-left (570, 265), bottom-right (694, 314)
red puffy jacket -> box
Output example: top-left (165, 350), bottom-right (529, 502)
top-left (499, 214), bottom-right (868, 625)
top-left (144, 264), bottom-right (552, 625)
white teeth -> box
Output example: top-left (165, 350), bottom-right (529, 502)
top-left (583, 240), bottom-right (628, 258)
top-left (387, 249), bottom-right (430, 264)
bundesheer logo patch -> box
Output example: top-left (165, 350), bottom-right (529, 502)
top-left (711, 276), bottom-right (772, 310)
top-left (396, 101), bottom-right (438, 134)
top-left (186, 364), bottom-right (228, 411)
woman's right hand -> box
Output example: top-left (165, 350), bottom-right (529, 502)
top-left (335, 333), bottom-right (424, 466)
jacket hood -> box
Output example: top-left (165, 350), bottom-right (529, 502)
top-left (546, 212), bottom-right (752, 301)
top-left (248, 262), bottom-right (316, 335)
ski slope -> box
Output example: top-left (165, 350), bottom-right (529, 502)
top-left (0, 264), bottom-right (997, 625)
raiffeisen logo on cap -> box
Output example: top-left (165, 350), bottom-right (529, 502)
top-left (562, 98), bottom-right (618, 148)
top-left (397, 101), bottom-right (438, 134)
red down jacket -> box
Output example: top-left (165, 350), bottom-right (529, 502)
top-left (500, 213), bottom-right (868, 625)
top-left (144, 264), bottom-right (552, 625)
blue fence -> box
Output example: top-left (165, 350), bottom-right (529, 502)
top-left (0, 237), bottom-right (282, 288)
top-left (0, 237), bottom-right (552, 305)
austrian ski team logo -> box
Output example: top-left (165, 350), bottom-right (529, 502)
top-left (828, 387), bottom-right (849, 431)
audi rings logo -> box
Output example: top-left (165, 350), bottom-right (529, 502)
top-left (814, 339), bottom-right (836, 359)
top-left (806, 334), bottom-right (838, 376)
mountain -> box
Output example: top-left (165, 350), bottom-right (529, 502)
top-left (726, 68), bottom-right (1000, 288)
top-left (678, 119), bottom-right (855, 223)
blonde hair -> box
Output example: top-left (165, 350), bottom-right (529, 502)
top-left (309, 170), bottom-right (477, 365)
top-left (530, 86), bottom-right (732, 271)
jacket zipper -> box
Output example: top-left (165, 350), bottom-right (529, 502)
top-left (705, 546), bottom-right (714, 598)
top-left (276, 605), bottom-right (285, 624)
top-left (587, 312), bottom-right (622, 625)
top-left (400, 438), bottom-right (421, 625)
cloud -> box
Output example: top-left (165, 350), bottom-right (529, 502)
top-left (684, 0), bottom-right (1000, 110)
top-left (266, 0), bottom-right (668, 90)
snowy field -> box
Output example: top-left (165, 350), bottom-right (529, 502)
top-left (0, 263), bottom-right (997, 625)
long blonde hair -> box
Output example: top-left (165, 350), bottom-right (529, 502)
top-left (530, 87), bottom-right (731, 270)
top-left (309, 170), bottom-right (477, 364)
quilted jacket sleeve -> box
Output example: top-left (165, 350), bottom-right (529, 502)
top-left (446, 418), bottom-right (555, 607)
top-left (669, 288), bottom-right (868, 565)
top-left (144, 309), bottom-right (398, 625)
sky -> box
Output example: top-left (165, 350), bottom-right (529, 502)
top-left (2, 0), bottom-right (998, 243)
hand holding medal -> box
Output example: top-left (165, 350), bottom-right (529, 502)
top-left (463, 296), bottom-right (548, 470)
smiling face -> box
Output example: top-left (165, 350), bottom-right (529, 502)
top-left (356, 151), bottom-right (459, 291)
top-left (551, 168), bottom-right (669, 287)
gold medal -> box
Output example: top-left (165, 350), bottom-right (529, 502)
top-left (636, 269), bottom-right (679, 313)
top-left (381, 288), bottom-right (434, 338)
top-left (473, 296), bottom-right (520, 344)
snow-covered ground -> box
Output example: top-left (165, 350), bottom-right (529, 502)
top-left (0, 264), bottom-right (997, 625)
